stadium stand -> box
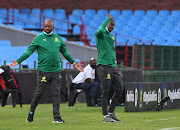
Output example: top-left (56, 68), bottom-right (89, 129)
top-left (1, 8), bottom-right (180, 47)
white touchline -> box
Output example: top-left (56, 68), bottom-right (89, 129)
top-left (159, 127), bottom-right (180, 130)
top-left (144, 117), bottom-right (179, 123)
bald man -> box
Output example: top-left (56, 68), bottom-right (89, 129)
top-left (72, 58), bottom-right (101, 106)
top-left (9, 19), bottom-right (83, 123)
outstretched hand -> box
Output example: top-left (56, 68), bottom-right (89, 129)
top-left (73, 62), bottom-right (84, 72)
top-left (9, 60), bottom-right (18, 67)
top-left (106, 13), bottom-right (113, 19)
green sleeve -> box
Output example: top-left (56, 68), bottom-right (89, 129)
top-left (95, 17), bottom-right (111, 37)
top-left (60, 41), bottom-right (75, 64)
top-left (16, 39), bottom-right (38, 64)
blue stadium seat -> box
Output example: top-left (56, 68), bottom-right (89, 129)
top-left (81, 15), bottom-right (91, 26)
top-left (134, 10), bottom-right (145, 16)
top-left (165, 17), bottom-right (177, 26)
top-left (0, 40), bottom-right (11, 46)
top-left (42, 8), bottom-right (54, 17)
top-left (121, 10), bottom-right (133, 16)
top-left (32, 8), bottom-right (41, 14)
top-left (90, 38), bottom-right (96, 46)
top-left (72, 9), bottom-right (84, 16)
top-left (97, 9), bottom-right (108, 17)
top-left (109, 9), bottom-right (120, 20)
top-left (153, 37), bottom-right (167, 46)
top-left (0, 8), bottom-right (7, 20)
top-left (170, 29), bottom-right (180, 38)
top-left (146, 10), bottom-right (157, 17)
top-left (158, 10), bottom-right (170, 17)
top-left (109, 9), bottom-right (120, 16)
top-left (128, 38), bottom-right (140, 44)
top-left (86, 27), bottom-right (96, 37)
top-left (55, 8), bottom-right (66, 15)
top-left (166, 37), bottom-right (179, 46)
top-left (73, 25), bottom-right (80, 35)
top-left (117, 16), bottom-right (130, 25)
top-left (84, 9), bottom-right (96, 16)
top-left (116, 35), bottom-right (128, 46)
top-left (119, 28), bottom-right (133, 36)
top-left (20, 8), bottom-right (31, 15)
top-left (171, 10), bottom-right (180, 17)
top-left (68, 14), bottom-right (82, 25)
top-left (54, 9), bottom-right (67, 20)
top-left (9, 8), bottom-right (19, 14)
top-left (141, 36), bottom-right (154, 43)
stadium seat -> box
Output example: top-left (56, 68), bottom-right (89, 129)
top-left (9, 8), bottom-right (19, 15)
top-left (31, 8), bottom-right (41, 14)
top-left (68, 14), bottom-right (82, 25)
top-left (81, 15), bottom-right (91, 26)
top-left (116, 35), bottom-right (128, 46)
top-left (134, 10), bottom-right (145, 16)
top-left (20, 8), bottom-right (31, 15)
top-left (97, 9), bottom-right (108, 18)
top-left (84, 9), bottom-right (96, 16)
top-left (89, 37), bottom-right (96, 46)
top-left (117, 15), bottom-right (130, 25)
top-left (158, 10), bottom-right (170, 17)
top-left (42, 8), bottom-right (54, 17)
top-left (73, 25), bottom-right (80, 35)
top-left (171, 10), bottom-right (180, 17)
top-left (72, 9), bottom-right (84, 16)
top-left (128, 38), bottom-right (141, 44)
top-left (54, 9), bottom-right (67, 20)
top-left (153, 37), bottom-right (167, 46)
top-left (166, 37), bottom-right (179, 46)
top-left (0, 40), bottom-right (11, 47)
top-left (55, 8), bottom-right (66, 15)
top-left (121, 10), bottom-right (133, 16)
top-left (146, 10), bottom-right (158, 17)
top-left (109, 9), bottom-right (120, 20)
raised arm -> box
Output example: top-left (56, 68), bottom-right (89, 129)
top-left (95, 13), bottom-right (114, 37)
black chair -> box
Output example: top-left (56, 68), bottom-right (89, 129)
top-left (65, 73), bottom-right (91, 106)
top-left (0, 88), bottom-right (22, 107)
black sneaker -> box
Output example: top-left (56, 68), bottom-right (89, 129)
top-left (52, 117), bottom-right (65, 123)
top-left (26, 112), bottom-right (34, 122)
top-left (108, 113), bottom-right (120, 122)
top-left (103, 115), bottom-right (117, 123)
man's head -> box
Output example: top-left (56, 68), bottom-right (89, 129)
top-left (44, 19), bottom-right (54, 34)
top-left (89, 58), bottom-right (97, 69)
top-left (107, 20), bottom-right (115, 32)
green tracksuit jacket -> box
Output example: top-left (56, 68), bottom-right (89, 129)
top-left (17, 31), bottom-right (75, 72)
top-left (95, 17), bottom-right (116, 67)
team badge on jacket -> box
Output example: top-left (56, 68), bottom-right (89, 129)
top-left (55, 38), bottom-right (59, 42)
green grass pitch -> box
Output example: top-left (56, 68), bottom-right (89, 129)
top-left (0, 103), bottom-right (180, 130)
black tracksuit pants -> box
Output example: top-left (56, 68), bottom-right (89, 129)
top-left (97, 65), bottom-right (123, 115)
top-left (29, 70), bottom-right (62, 118)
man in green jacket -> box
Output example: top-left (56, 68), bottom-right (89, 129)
top-left (9, 19), bottom-right (83, 123)
top-left (95, 13), bottom-right (123, 123)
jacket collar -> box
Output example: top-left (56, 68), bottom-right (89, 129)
top-left (105, 27), bottom-right (110, 34)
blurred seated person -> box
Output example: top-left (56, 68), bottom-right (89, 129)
top-left (72, 58), bottom-right (100, 106)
